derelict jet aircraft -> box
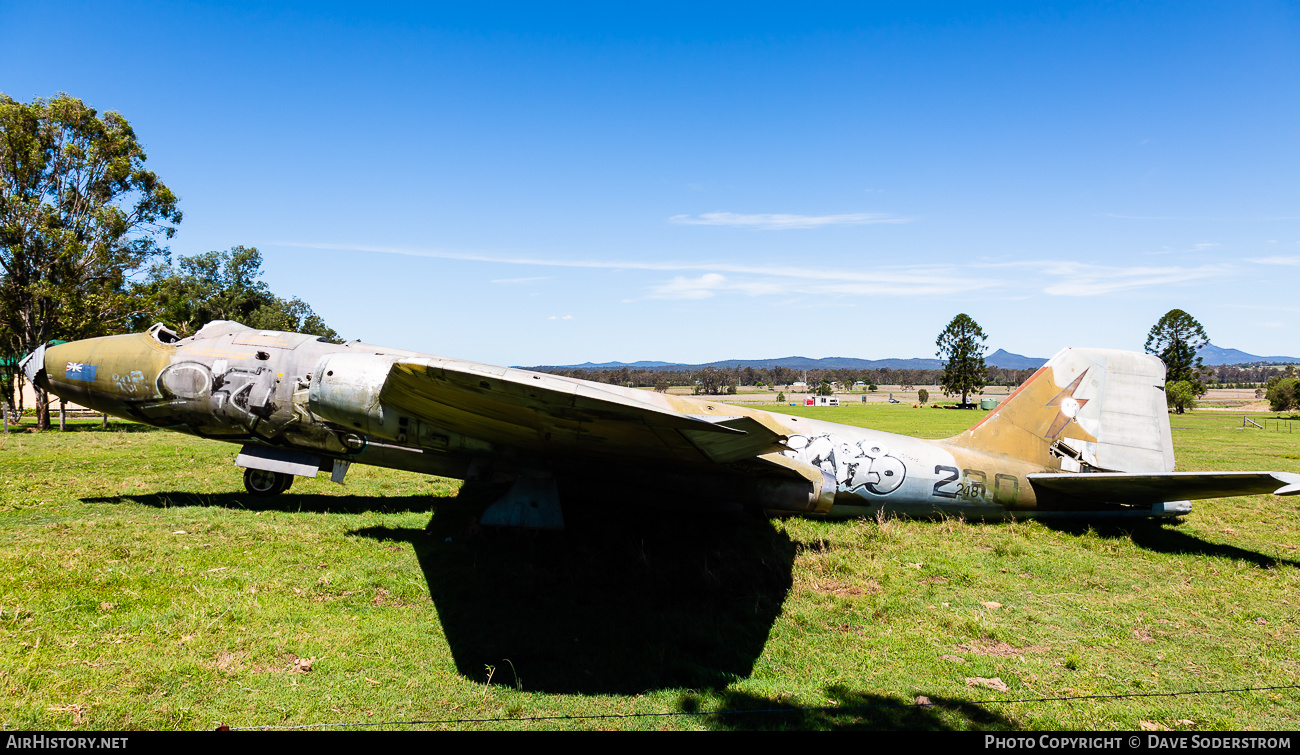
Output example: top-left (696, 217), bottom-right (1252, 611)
top-left (21, 321), bottom-right (1299, 528)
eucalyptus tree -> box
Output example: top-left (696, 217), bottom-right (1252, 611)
top-left (131, 246), bottom-right (340, 342)
top-left (0, 93), bottom-right (180, 427)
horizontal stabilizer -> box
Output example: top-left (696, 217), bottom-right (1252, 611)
top-left (1028, 471), bottom-right (1300, 505)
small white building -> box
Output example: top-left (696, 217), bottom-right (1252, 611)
top-left (804, 396), bottom-right (839, 407)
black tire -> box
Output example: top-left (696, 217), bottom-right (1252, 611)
top-left (244, 468), bottom-right (290, 496)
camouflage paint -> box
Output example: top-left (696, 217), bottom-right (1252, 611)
top-left (34, 323), bottom-right (1297, 521)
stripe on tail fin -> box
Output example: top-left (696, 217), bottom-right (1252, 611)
top-left (949, 348), bottom-right (1174, 473)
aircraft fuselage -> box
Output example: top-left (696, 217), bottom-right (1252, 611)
top-left (29, 322), bottom-right (1208, 521)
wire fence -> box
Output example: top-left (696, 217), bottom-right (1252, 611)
top-left (1244, 416), bottom-right (1297, 432)
top-left (228, 683), bottom-right (1300, 730)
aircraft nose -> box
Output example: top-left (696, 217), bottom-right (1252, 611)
top-left (44, 340), bottom-right (104, 389)
top-left (18, 341), bottom-right (84, 389)
top-left (37, 333), bottom-right (171, 407)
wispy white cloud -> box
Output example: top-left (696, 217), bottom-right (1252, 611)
top-left (492, 276), bottom-right (552, 284)
top-left (1248, 255), bottom-right (1300, 266)
top-left (547, 315), bottom-right (575, 321)
top-left (649, 273), bottom-right (821, 300)
top-left (1144, 241), bottom-right (1219, 256)
top-left (652, 274), bottom-right (729, 300)
top-left (1032, 262), bottom-right (1228, 296)
top-left (1228, 305), bottom-right (1300, 315)
top-left (278, 240), bottom-right (971, 286)
top-left (667, 212), bottom-right (911, 230)
top-left (647, 270), bottom-right (996, 300)
top-left (280, 240), bottom-right (1224, 302)
top-left (1099, 213), bottom-right (1299, 221)
top-left (971, 260), bottom-right (1230, 295)
top-left (1099, 213), bottom-right (1189, 221)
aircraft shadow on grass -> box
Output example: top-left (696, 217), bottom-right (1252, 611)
top-left (82, 482), bottom-right (1292, 702)
top-left (80, 491), bottom-right (440, 515)
top-left (350, 482), bottom-right (799, 696)
top-left (683, 688), bottom-right (1016, 731)
top-left (1038, 520), bottom-right (1300, 569)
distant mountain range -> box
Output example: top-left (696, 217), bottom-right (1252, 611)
top-left (1197, 344), bottom-right (1300, 365)
top-left (984, 349), bottom-right (1048, 370)
top-left (529, 348), bottom-right (1040, 372)
top-left (526, 343), bottom-right (1298, 372)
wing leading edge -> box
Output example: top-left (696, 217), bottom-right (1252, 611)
top-left (377, 358), bottom-right (787, 464)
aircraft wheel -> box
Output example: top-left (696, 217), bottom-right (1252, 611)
top-left (244, 468), bottom-right (291, 496)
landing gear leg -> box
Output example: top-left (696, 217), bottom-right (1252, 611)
top-left (244, 468), bottom-right (293, 496)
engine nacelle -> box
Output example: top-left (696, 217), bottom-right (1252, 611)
top-left (308, 352), bottom-right (403, 442)
top-left (749, 459), bottom-right (837, 516)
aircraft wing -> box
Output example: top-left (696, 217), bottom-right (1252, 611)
top-left (1027, 471), bottom-right (1300, 504)
top-left (375, 358), bottom-right (787, 464)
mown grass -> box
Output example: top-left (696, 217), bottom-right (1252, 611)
top-left (1, 408), bottom-right (1298, 731)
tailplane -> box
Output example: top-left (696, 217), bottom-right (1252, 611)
top-left (949, 348), bottom-right (1174, 473)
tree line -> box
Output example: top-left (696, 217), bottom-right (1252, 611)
top-left (536, 363), bottom-right (1037, 394)
top-left (538, 308), bottom-right (1295, 414)
top-left (1207, 363), bottom-right (1294, 387)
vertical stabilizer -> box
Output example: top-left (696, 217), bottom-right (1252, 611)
top-left (948, 348), bottom-right (1174, 473)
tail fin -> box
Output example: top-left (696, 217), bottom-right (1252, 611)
top-left (949, 348), bottom-right (1174, 473)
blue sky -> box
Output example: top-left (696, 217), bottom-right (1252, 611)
top-left (3, 2), bottom-right (1298, 365)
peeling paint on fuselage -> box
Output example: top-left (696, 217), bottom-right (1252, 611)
top-left (40, 323), bottom-right (1155, 520)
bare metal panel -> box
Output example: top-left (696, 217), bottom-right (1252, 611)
top-left (235, 444), bottom-right (322, 477)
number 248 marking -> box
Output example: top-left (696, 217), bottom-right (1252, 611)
top-left (932, 465), bottom-right (1019, 504)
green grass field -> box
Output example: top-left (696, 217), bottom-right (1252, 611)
top-left (2, 407), bottom-right (1298, 730)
